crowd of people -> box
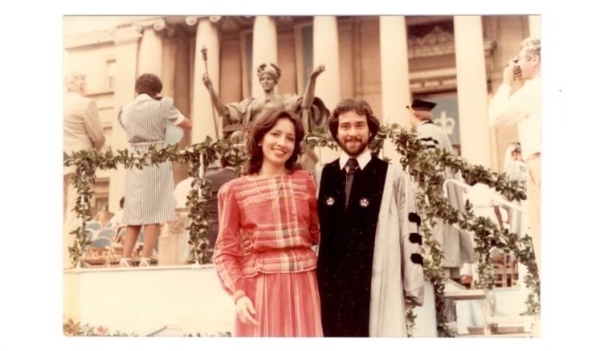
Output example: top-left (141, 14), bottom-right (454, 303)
top-left (63, 36), bottom-right (541, 337)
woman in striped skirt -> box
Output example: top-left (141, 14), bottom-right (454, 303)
top-left (117, 73), bottom-right (192, 267)
top-left (213, 109), bottom-right (322, 336)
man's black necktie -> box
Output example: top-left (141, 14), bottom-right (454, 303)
top-left (345, 158), bottom-right (358, 209)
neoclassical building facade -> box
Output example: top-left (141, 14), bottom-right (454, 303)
top-left (63, 15), bottom-right (540, 213)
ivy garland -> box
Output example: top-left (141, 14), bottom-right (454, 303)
top-left (64, 123), bottom-right (539, 338)
top-left (63, 318), bottom-right (231, 337)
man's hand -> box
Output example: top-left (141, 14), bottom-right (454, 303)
top-left (235, 296), bottom-right (258, 326)
top-left (502, 58), bottom-right (516, 86)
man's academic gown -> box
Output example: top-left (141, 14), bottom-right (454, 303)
top-left (314, 156), bottom-right (424, 337)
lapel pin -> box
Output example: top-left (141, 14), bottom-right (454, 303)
top-left (326, 197), bottom-right (335, 206)
top-left (360, 198), bottom-right (369, 207)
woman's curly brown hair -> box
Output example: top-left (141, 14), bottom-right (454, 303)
top-left (135, 73), bottom-right (163, 97)
top-left (244, 109), bottom-right (305, 175)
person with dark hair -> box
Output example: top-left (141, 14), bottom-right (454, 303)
top-left (202, 156), bottom-right (238, 259)
top-left (117, 73), bottom-right (192, 267)
top-left (314, 98), bottom-right (424, 337)
top-left (213, 109), bottom-right (322, 336)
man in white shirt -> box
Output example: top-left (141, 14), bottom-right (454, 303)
top-left (488, 37), bottom-right (541, 274)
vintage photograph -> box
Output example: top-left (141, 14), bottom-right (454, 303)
top-left (62, 14), bottom-right (541, 338)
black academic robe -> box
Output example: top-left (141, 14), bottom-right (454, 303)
top-left (316, 157), bottom-right (388, 337)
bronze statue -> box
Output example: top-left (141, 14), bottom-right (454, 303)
top-left (203, 63), bottom-right (329, 140)
top-left (203, 63), bottom-right (328, 170)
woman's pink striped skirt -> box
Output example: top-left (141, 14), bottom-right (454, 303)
top-left (235, 270), bottom-right (323, 337)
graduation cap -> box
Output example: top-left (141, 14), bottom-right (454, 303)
top-left (406, 99), bottom-right (437, 111)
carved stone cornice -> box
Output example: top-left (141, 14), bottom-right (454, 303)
top-left (64, 29), bottom-right (115, 49)
top-left (408, 25), bottom-right (496, 59)
top-left (408, 25), bottom-right (455, 58)
top-left (111, 23), bottom-right (142, 45)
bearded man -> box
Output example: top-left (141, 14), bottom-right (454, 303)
top-left (314, 98), bottom-right (424, 337)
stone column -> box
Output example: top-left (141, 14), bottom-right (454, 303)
top-left (161, 27), bottom-right (177, 99)
top-left (529, 15), bottom-right (541, 38)
top-left (251, 16), bottom-right (278, 97)
top-left (313, 16), bottom-right (341, 165)
top-left (453, 16), bottom-right (492, 168)
top-left (379, 16), bottom-right (412, 165)
top-left (162, 27), bottom-right (191, 186)
top-left (137, 18), bottom-right (166, 78)
top-left (186, 16), bottom-right (221, 142)
top-left (108, 24), bottom-right (142, 213)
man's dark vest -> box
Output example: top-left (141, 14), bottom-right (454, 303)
top-left (317, 156), bottom-right (388, 337)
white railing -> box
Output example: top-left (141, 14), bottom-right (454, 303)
top-left (442, 178), bottom-right (535, 337)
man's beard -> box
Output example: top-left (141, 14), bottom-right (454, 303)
top-left (339, 137), bottom-right (368, 157)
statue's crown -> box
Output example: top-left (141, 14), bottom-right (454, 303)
top-left (257, 63), bottom-right (282, 80)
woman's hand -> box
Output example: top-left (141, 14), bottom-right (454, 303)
top-left (235, 296), bottom-right (258, 326)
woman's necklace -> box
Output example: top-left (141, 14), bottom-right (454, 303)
top-left (254, 174), bottom-right (286, 200)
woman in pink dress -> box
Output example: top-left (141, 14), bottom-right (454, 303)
top-left (213, 109), bottom-right (322, 337)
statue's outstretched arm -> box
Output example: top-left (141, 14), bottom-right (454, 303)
top-left (202, 73), bottom-right (228, 117)
top-left (300, 65), bottom-right (325, 131)
top-left (300, 65), bottom-right (325, 111)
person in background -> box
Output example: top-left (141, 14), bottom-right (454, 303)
top-left (407, 98), bottom-right (474, 285)
top-left (493, 143), bottom-right (528, 231)
top-left (63, 71), bottom-right (106, 269)
top-left (172, 156), bottom-right (239, 263)
top-left (488, 37), bottom-right (541, 274)
top-left (204, 156), bottom-right (238, 259)
top-left (94, 209), bottom-right (113, 228)
top-left (213, 109), bottom-right (322, 336)
top-left (117, 73), bottom-right (192, 267)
